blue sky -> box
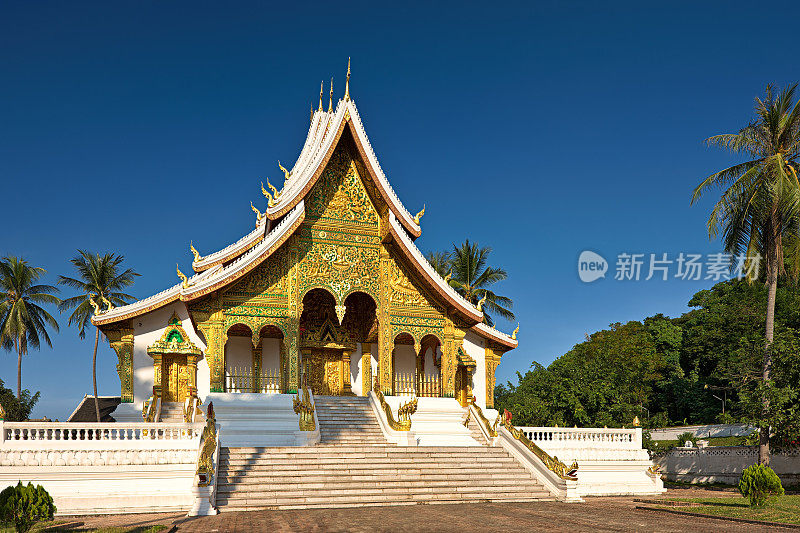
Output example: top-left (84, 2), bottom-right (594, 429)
top-left (2, 1), bottom-right (799, 419)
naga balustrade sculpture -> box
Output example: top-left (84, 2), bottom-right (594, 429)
top-left (196, 403), bottom-right (217, 487)
top-left (292, 384), bottom-right (316, 431)
top-left (373, 376), bottom-right (418, 431)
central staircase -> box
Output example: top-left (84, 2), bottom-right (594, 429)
top-left (215, 396), bottom-right (552, 510)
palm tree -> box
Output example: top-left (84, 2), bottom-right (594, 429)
top-left (692, 83), bottom-right (800, 465)
top-left (58, 251), bottom-right (138, 422)
top-left (0, 257), bottom-right (60, 399)
top-left (426, 250), bottom-right (452, 278)
top-left (449, 240), bottom-right (514, 327)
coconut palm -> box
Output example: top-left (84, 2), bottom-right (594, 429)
top-left (58, 251), bottom-right (138, 422)
top-left (426, 250), bottom-right (452, 278)
top-left (692, 83), bottom-right (800, 465)
top-left (0, 257), bottom-right (60, 399)
top-left (448, 240), bottom-right (514, 327)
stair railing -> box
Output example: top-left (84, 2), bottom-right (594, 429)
top-left (292, 383), bottom-right (316, 431)
top-left (373, 376), bottom-right (417, 431)
top-left (470, 402), bottom-right (499, 438)
top-left (190, 402), bottom-right (219, 516)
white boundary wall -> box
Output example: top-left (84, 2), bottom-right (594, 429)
top-left (519, 426), bottom-right (664, 496)
top-left (0, 421), bottom-right (203, 515)
top-left (659, 445), bottom-right (800, 485)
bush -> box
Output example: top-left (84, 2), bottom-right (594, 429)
top-left (0, 482), bottom-right (56, 532)
top-left (738, 464), bottom-right (784, 507)
top-left (675, 431), bottom-right (696, 447)
top-left (0, 379), bottom-right (40, 422)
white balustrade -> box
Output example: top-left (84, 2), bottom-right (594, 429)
top-left (517, 426), bottom-right (647, 462)
top-left (1, 421), bottom-right (204, 451)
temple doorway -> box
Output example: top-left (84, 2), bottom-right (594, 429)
top-left (161, 355), bottom-right (189, 402)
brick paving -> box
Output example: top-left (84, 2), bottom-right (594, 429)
top-left (60, 487), bottom-right (795, 532)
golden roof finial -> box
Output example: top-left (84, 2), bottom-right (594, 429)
top-left (176, 264), bottom-right (189, 289)
top-left (511, 323), bottom-right (520, 340)
top-left (328, 78), bottom-right (334, 113)
top-left (444, 270), bottom-right (452, 283)
top-left (318, 81), bottom-right (324, 112)
top-left (344, 57), bottom-right (351, 101)
top-left (190, 240), bottom-right (200, 262)
top-left (477, 294), bottom-right (487, 312)
top-left (310, 104), bottom-right (314, 123)
top-left (251, 201), bottom-right (263, 224)
top-left (413, 205), bottom-right (425, 225)
top-left (260, 182), bottom-right (273, 207)
top-left (101, 294), bottom-right (114, 311)
top-left (278, 161), bottom-right (290, 182)
top-left (89, 294), bottom-right (102, 315)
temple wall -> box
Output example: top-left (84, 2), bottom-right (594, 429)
top-left (463, 330), bottom-right (487, 408)
top-left (129, 302), bottom-right (209, 409)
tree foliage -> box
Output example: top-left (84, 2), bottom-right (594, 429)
top-left (0, 482), bottom-right (56, 533)
top-left (0, 378), bottom-right (39, 422)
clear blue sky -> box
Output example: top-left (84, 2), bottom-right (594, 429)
top-left (2, 1), bottom-right (799, 419)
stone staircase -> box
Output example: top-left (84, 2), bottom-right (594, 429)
top-left (158, 401), bottom-right (185, 423)
top-left (215, 396), bottom-right (553, 510)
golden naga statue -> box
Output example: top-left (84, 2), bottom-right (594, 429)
top-left (196, 402), bottom-right (217, 487)
top-left (100, 294), bottom-right (114, 311)
top-left (512, 323), bottom-right (520, 340)
top-left (278, 161), bottom-right (290, 183)
top-left (176, 264), bottom-right (189, 289)
top-left (251, 201), bottom-right (263, 224)
top-left (89, 295), bottom-right (102, 315)
top-left (190, 241), bottom-right (201, 262)
top-left (477, 294), bottom-right (487, 312)
top-left (413, 205), bottom-right (425, 225)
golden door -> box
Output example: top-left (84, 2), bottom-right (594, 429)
top-left (161, 355), bottom-right (189, 402)
top-left (303, 351), bottom-right (343, 395)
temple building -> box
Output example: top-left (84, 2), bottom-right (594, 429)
top-left (92, 68), bottom-right (518, 423)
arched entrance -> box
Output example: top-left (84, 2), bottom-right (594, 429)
top-left (147, 313), bottom-right (202, 403)
top-left (299, 288), bottom-right (354, 395)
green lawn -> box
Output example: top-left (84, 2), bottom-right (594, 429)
top-left (657, 494), bottom-right (800, 525)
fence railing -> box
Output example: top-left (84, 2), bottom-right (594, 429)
top-left (392, 372), bottom-right (441, 397)
top-left (225, 366), bottom-right (283, 393)
top-left (518, 427), bottom-right (642, 449)
top-left (1, 421), bottom-right (204, 450)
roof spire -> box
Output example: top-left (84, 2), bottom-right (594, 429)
top-left (310, 103), bottom-right (313, 123)
top-left (318, 81), bottom-right (324, 112)
top-left (328, 78), bottom-right (334, 113)
top-left (344, 57), bottom-right (351, 101)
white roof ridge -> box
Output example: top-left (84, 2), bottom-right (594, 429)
top-left (389, 213), bottom-right (481, 318)
top-left (193, 217), bottom-right (267, 270)
top-left (472, 321), bottom-right (518, 346)
top-left (182, 200), bottom-right (305, 297)
top-left (267, 99), bottom-right (420, 236)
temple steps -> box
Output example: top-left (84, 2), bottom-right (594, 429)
top-left (158, 402), bottom-right (185, 423)
top-left (214, 396), bottom-right (552, 510)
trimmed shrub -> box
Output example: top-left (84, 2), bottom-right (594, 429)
top-left (675, 431), bottom-right (696, 447)
top-left (0, 482), bottom-right (56, 532)
top-left (738, 464), bottom-right (784, 507)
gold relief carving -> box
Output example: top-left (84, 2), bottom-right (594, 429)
top-left (485, 348), bottom-right (501, 408)
top-left (107, 327), bottom-right (135, 403)
top-left (307, 146), bottom-right (378, 225)
top-left (193, 304), bottom-right (225, 393)
top-left (298, 242), bottom-right (380, 301)
top-left (389, 262), bottom-right (430, 307)
top-left (229, 248), bottom-right (288, 298)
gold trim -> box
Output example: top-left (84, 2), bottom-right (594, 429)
top-left (502, 419), bottom-right (578, 481)
top-left (292, 384), bottom-right (316, 431)
top-left (373, 376), bottom-right (417, 431)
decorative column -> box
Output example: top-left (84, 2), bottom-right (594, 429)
top-left (193, 305), bottom-right (226, 393)
top-left (252, 342), bottom-right (262, 393)
top-left (300, 349), bottom-right (312, 389)
top-left (107, 327), bottom-right (135, 403)
top-left (361, 345), bottom-right (372, 396)
top-left (152, 354), bottom-right (163, 398)
top-left (342, 349), bottom-right (352, 395)
top-left (187, 354), bottom-right (199, 399)
top-left (485, 347), bottom-right (501, 408)
top-left (378, 247), bottom-right (393, 395)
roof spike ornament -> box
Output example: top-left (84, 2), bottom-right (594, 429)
top-left (261, 181), bottom-right (275, 208)
top-left (511, 323), bottom-right (520, 340)
top-left (278, 161), bottom-right (290, 183)
top-left (328, 77), bottom-right (334, 113)
top-left (101, 294), bottom-right (114, 311)
top-left (310, 104), bottom-right (314, 124)
top-left (477, 294), bottom-right (487, 312)
top-left (344, 57), bottom-right (351, 101)
top-left (251, 201), bottom-right (263, 224)
top-left (444, 270), bottom-right (452, 284)
top-left (413, 204), bottom-right (425, 225)
top-left (176, 264), bottom-right (190, 289)
top-left (190, 240), bottom-right (200, 262)
top-left (318, 81), bottom-right (324, 112)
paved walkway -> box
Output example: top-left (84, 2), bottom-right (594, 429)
top-left (64, 488), bottom-right (794, 532)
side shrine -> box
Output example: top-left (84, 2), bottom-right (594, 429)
top-left (93, 71), bottom-right (517, 420)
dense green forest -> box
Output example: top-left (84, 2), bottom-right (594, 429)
top-left (495, 279), bottom-right (800, 446)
